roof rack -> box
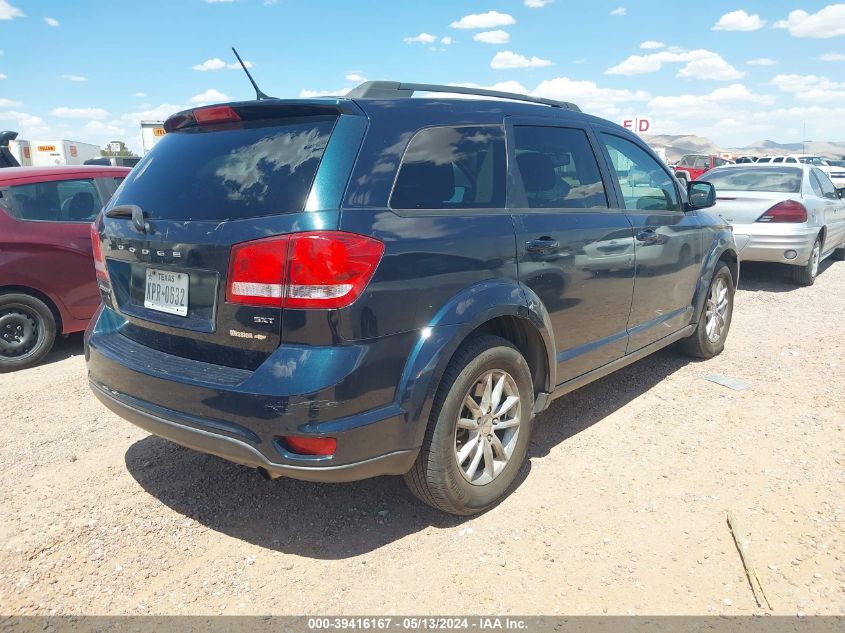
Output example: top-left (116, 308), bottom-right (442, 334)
top-left (345, 81), bottom-right (581, 112)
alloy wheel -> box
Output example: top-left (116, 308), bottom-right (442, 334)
top-left (454, 369), bottom-right (521, 486)
top-left (705, 277), bottom-right (729, 344)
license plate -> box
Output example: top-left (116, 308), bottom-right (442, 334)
top-left (144, 268), bottom-right (189, 317)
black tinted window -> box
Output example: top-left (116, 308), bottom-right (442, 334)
top-left (705, 167), bottom-right (802, 193)
top-left (390, 126), bottom-right (505, 210)
top-left (0, 178), bottom-right (103, 222)
top-left (601, 134), bottom-right (680, 212)
top-left (110, 117), bottom-right (336, 221)
top-left (513, 126), bottom-right (608, 209)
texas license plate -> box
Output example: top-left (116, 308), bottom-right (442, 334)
top-left (144, 268), bottom-right (189, 317)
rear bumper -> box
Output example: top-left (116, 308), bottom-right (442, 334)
top-left (90, 381), bottom-right (416, 482)
top-left (85, 307), bottom-right (422, 481)
top-left (732, 224), bottom-right (818, 265)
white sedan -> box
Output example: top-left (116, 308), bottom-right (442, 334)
top-left (703, 163), bottom-right (845, 285)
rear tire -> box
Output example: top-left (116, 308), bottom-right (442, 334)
top-left (0, 292), bottom-right (57, 373)
top-left (404, 335), bottom-right (534, 515)
top-left (793, 237), bottom-right (821, 286)
top-left (679, 262), bottom-right (734, 359)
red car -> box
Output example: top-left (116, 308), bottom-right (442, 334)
top-left (0, 166), bottom-right (130, 371)
top-left (673, 154), bottom-right (733, 183)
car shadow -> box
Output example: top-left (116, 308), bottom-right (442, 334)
top-left (124, 348), bottom-right (693, 560)
top-left (738, 259), bottom-right (836, 293)
top-left (41, 332), bottom-right (85, 367)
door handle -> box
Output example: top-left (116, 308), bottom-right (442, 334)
top-left (526, 237), bottom-right (560, 254)
top-left (636, 229), bottom-right (659, 244)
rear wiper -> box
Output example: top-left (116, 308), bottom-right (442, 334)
top-left (106, 204), bottom-right (150, 233)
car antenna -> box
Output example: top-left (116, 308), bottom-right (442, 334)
top-left (231, 47), bottom-right (272, 100)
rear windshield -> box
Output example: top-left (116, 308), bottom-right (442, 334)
top-left (703, 167), bottom-right (802, 193)
top-left (110, 116), bottom-right (336, 221)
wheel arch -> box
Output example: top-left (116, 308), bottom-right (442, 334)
top-left (395, 280), bottom-right (556, 447)
top-left (0, 284), bottom-right (63, 332)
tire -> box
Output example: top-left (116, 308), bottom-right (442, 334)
top-left (792, 236), bottom-right (821, 286)
top-left (678, 262), bottom-right (734, 359)
top-left (404, 335), bottom-right (535, 515)
top-left (0, 292), bottom-right (57, 373)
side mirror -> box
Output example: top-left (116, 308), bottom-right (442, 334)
top-left (687, 181), bottom-right (716, 210)
top-left (837, 187), bottom-right (845, 199)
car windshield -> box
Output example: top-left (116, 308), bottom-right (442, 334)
top-left (703, 167), bottom-right (802, 193)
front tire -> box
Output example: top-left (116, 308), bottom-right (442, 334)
top-left (678, 262), bottom-right (734, 359)
top-left (793, 237), bottom-right (821, 286)
top-left (0, 292), bottom-right (57, 373)
top-left (404, 335), bottom-right (534, 515)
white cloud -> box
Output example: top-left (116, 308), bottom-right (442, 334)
top-left (771, 74), bottom-right (845, 102)
top-left (524, 0), bottom-right (553, 7)
top-left (204, 0), bottom-right (235, 3)
top-left (712, 10), bottom-right (765, 31)
top-left (533, 77), bottom-right (649, 115)
top-left (44, 16), bottom-right (59, 27)
top-left (747, 57), bottom-right (777, 66)
top-left (62, 74), bottom-right (87, 82)
top-left (640, 40), bottom-right (666, 49)
top-left (678, 53), bottom-right (746, 80)
top-left (491, 50), bottom-right (553, 70)
top-left (474, 30), bottom-right (510, 44)
top-left (0, 1), bottom-right (24, 20)
top-left (189, 88), bottom-right (229, 104)
top-left (133, 92), bottom-right (147, 97)
top-left (84, 120), bottom-right (127, 137)
top-left (51, 107), bottom-right (110, 120)
top-left (192, 57), bottom-right (254, 71)
top-left (0, 97), bottom-right (21, 107)
top-left (774, 5), bottom-right (845, 39)
top-left (120, 104), bottom-right (184, 124)
top-left (606, 48), bottom-right (744, 80)
top-left (451, 11), bottom-right (515, 29)
top-left (0, 74), bottom-right (7, 80)
top-left (610, 7), bottom-right (627, 17)
top-left (403, 32), bottom-right (437, 44)
top-left (441, 36), bottom-right (452, 45)
top-left (345, 73), bottom-right (365, 82)
top-left (820, 52), bottom-right (845, 61)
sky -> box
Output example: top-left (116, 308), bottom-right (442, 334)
top-left (1, 0), bottom-right (845, 154)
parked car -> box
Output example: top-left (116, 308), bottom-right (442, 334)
top-left (673, 154), bottom-right (734, 183)
top-left (704, 164), bottom-right (845, 285)
top-left (755, 156), bottom-right (844, 186)
top-left (735, 156), bottom-right (757, 164)
top-left (84, 156), bottom-right (142, 168)
top-left (0, 166), bottom-right (130, 371)
top-left (86, 81), bottom-right (737, 515)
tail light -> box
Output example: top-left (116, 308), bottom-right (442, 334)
top-left (280, 435), bottom-right (337, 457)
top-left (226, 231), bottom-right (384, 309)
top-left (90, 222), bottom-right (109, 283)
top-left (757, 200), bottom-right (807, 223)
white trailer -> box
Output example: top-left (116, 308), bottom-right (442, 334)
top-left (30, 140), bottom-right (101, 166)
top-left (9, 139), bottom-right (32, 166)
top-left (140, 121), bottom-right (166, 155)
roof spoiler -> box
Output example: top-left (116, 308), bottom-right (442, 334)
top-left (346, 81), bottom-right (581, 112)
top-left (0, 131), bottom-right (21, 169)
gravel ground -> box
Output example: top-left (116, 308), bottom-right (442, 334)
top-left (1, 260), bottom-right (843, 616)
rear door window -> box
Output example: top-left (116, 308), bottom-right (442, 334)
top-left (512, 125), bottom-right (609, 209)
top-left (110, 116), bottom-right (336, 221)
top-left (0, 178), bottom-right (103, 222)
top-left (390, 125), bottom-right (506, 210)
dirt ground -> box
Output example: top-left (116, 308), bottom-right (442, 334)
top-left (1, 260), bottom-right (843, 617)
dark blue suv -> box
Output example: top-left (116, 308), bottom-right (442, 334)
top-left (86, 81), bottom-right (738, 515)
